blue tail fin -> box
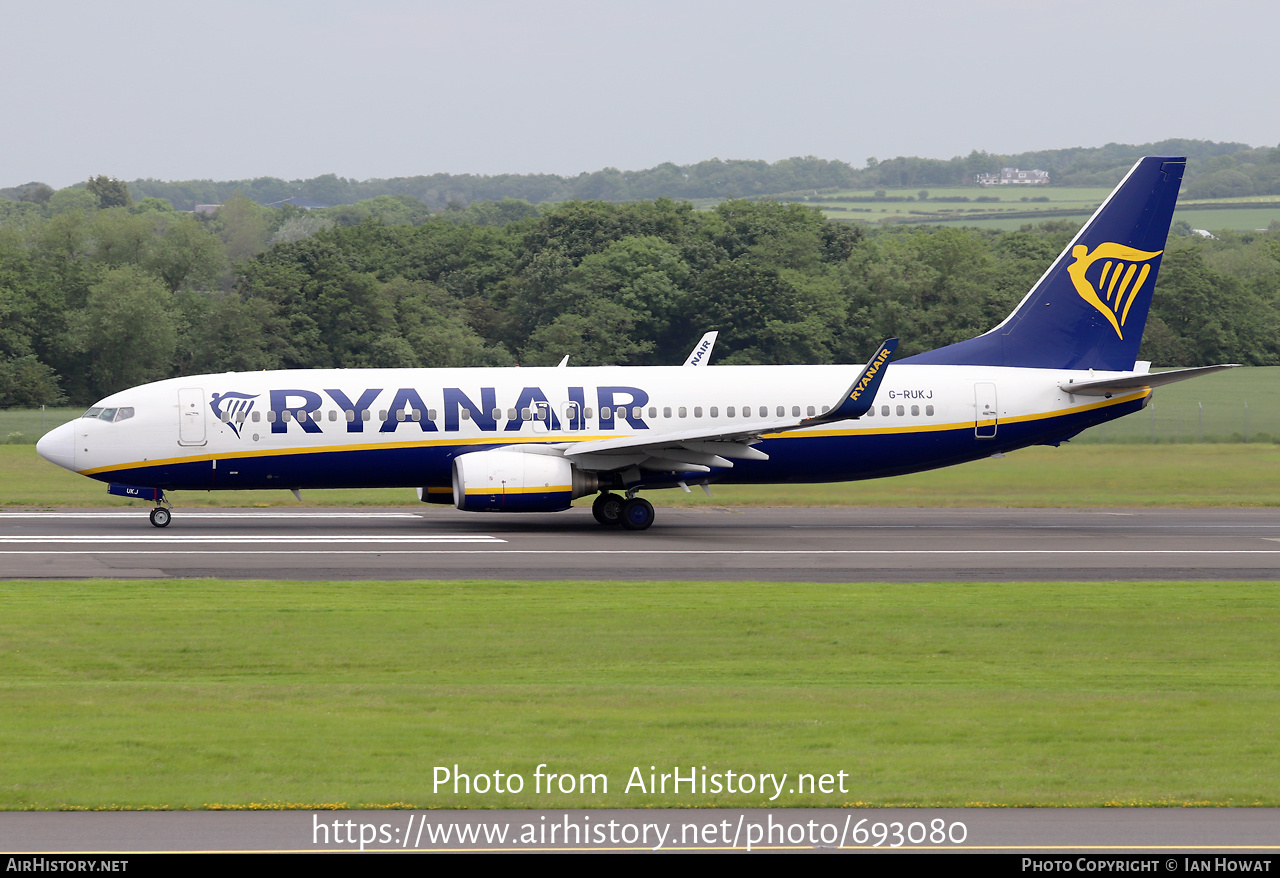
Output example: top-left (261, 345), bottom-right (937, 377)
top-left (900, 156), bottom-right (1185, 371)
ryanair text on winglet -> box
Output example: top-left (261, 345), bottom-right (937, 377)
top-left (849, 348), bottom-right (892, 402)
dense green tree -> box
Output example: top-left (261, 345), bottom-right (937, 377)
top-left (212, 193), bottom-right (274, 262)
top-left (65, 266), bottom-right (177, 398)
top-left (85, 175), bottom-right (133, 209)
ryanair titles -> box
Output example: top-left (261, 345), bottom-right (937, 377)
top-left (215, 385), bottom-right (652, 436)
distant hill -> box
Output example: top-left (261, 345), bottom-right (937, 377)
top-left (5, 140), bottom-right (1278, 211)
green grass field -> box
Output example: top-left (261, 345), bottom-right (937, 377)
top-left (1073, 366), bottom-right (1280, 444)
top-left (0, 407), bottom-right (80, 445)
top-left (2, 579), bottom-right (1276, 809)
top-left (797, 185), bottom-right (1280, 231)
top-left (4, 443), bottom-right (1279, 509)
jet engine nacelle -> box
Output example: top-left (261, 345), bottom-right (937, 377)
top-left (452, 450), bottom-right (599, 512)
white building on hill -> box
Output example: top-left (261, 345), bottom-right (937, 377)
top-left (975, 168), bottom-right (1050, 186)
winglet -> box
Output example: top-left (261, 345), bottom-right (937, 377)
top-left (811, 338), bottom-right (898, 423)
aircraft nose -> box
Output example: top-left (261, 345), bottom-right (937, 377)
top-left (36, 421), bottom-right (77, 471)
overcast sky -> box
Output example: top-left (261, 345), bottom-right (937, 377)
top-left (4, 0), bottom-right (1277, 189)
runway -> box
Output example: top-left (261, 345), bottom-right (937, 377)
top-left (3, 506), bottom-right (1280, 580)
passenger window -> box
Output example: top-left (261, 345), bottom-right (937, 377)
top-left (649, 407), bottom-right (657, 418)
top-left (727, 406), bottom-right (736, 417)
top-left (267, 411), bottom-right (276, 423)
top-left (926, 405), bottom-right (935, 416)
top-left (821, 405), bottom-right (830, 414)
top-left (792, 406), bottom-right (800, 417)
top-left (521, 408), bottom-right (532, 421)
top-left (911, 405), bottom-right (919, 416)
top-left (253, 411), bottom-right (262, 423)
top-left (412, 409), bottom-right (422, 422)
top-left (807, 405), bottom-right (815, 417)
top-left (663, 407), bottom-right (672, 418)
top-left (379, 410), bottom-right (388, 421)
top-left (583, 407), bottom-right (593, 419)
top-left (601, 406), bottom-right (611, 419)
top-left (896, 405), bottom-right (904, 416)
top-left (345, 410), bottom-right (355, 422)
top-left (282, 410), bottom-right (293, 423)
top-left (491, 409), bottom-right (502, 420)
top-left (507, 408), bottom-right (517, 421)
top-left (880, 405), bottom-right (889, 417)
top-left (428, 409), bottom-right (437, 420)
top-left (633, 406), bottom-right (641, 419)
top-left (461, 409), bottom-right (471, 420)
top-left (327, 410), bottom-right (337, 422)
top-left (694, 406), bottom-right (703, 418)
top-left (678, 407), bottom-right (687, 418)
top-left (759, 406), bottom-right (767, 418)
top-left (710, 407), bottom-right (718, 418)
top-left (777, 406), bottom-right (785, 417)
top-left (867, 407), bottom-right (875, 417)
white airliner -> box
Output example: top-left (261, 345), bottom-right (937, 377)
top-left (37, 156), bottom-right (1233, 529)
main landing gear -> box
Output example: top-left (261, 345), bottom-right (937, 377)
top-left (592, 491), bottom-right (655, 531)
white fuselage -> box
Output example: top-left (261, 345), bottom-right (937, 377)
top-left (40, 362), bottom-right (1149, 495)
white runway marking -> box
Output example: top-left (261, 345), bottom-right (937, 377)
top-left (0, 512), bottom-right (424, 519)
top-left (793, 524), bottom-right (1280, 530)
top-left (3, 548), bottom-right (1279, 556)
top-left (0, 535), bottom-right (503, 544)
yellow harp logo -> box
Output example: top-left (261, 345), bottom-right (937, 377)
top-left (1067, 243), bottom-right (1163, 339)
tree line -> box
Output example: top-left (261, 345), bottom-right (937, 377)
top-left (6, 141), bottom-right (1279, 214)
top-left (2, 178), bottom-right (1278, 408)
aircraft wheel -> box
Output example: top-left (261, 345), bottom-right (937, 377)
top-left (592, 492), bottom-right (624, 526)
top-left (149, 507), bottom-right (172, 528)
top-left (620, 497), bottom-right (655, 531)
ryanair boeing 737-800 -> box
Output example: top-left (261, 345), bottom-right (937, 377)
top-left (36, 156), bottom-right (1234, 529)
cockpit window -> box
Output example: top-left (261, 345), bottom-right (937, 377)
top-left (82, 407), bottom-right (135, 423)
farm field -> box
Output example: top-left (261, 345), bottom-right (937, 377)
top-left (790, 185), bottom-right (1280, 232)
top-left (2, 578), bottom-right (1276, 809)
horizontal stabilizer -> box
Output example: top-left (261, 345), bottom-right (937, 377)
top-left (1061, 364), bottom-right (1239, 397)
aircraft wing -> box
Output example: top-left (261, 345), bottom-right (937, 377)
top-left (1060, 364), bottom-right (1238, 397)
top-left (562, 339), bottom-right (898, 473)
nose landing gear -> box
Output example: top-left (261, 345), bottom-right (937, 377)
top-left (108, 483), bottom-right (173, 528)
